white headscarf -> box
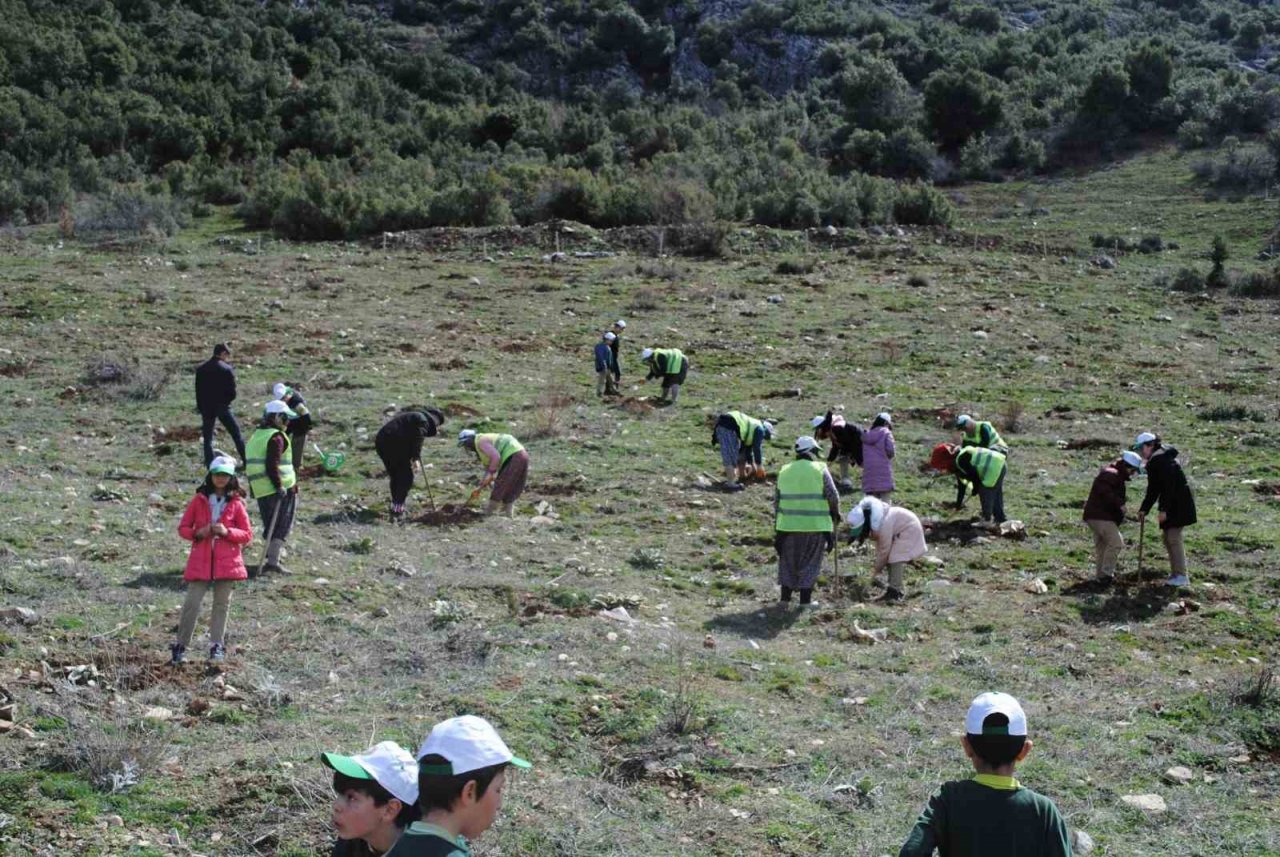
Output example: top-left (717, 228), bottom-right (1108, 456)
top-left (846, 496), bottom-right (888, 532)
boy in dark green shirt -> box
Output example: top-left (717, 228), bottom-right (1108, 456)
top-left (899, 692), bottom-right (1071, 857)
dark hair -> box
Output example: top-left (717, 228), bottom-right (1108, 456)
top-left (871, 414), bottom-right (890, 429)
top-left (417, 755), bottom-right (507, 813)
top-left (198, 472), bottom-right (243, 498)
top-left (332, 772), bottom-right (420, 828)
top-left (855, 508), bottom-right (873, 545)
top-left (213, 343), bottom-right (231, 357)
top-left (966, 713), bottom-right (1026, 767)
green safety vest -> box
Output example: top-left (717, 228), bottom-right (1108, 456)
top-left (727, 411), bottom-right (763, 444)
top-left (652, 348), bottom-right (685, 375)
top-left (958, 446), bottom-right (1006, 488)
top-left (245, 428), bottom-right (295, 498)
top-left (775, 459), bottom-right (833, 533)
top-left (474, 433), bottom-right (525, 469)
top-left (963, 421), bottom-right (1007, 453)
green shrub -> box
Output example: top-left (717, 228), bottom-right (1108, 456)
top-left (775, 257), bottom-right (818, 276)
top-left (1230, 270), bottom-right (1280, 298)
top-left (893, 182), bottom-right (954, 227)
top-left (1166, 267), bottom-right (1205, 292)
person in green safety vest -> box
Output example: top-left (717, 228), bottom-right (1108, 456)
top-left (639, 347), bottom-right (689, 403)
top-left (710, 411), bottom-right (774, 491)
top-left (954, 414), bottom-right (1009, 457)
top-left (458, 429), bottom-right (530, 517)
top-left (245, 400), bottom-right (298, 574)
top-left (774, 436), bottom-right (841, 608)
top-left (952, 444), bottom-right (1008, 524)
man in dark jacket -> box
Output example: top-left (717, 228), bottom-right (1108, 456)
top-left (1082, 451), bottom-right (1143, 582)
top-left (1134, 432), bottom-right (1197, 587)
top-left (273, 382), bottom-right (313, 469)
top-left (375, 408), bottom-right (445, 519)
top-left (195, 343), bottom-right (246, 467)
top-left (812, 410), bottom-right (863, 494)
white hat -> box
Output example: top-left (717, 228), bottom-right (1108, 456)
top-left (603, 331), bottom-right (616, 341)
top-left (1132, 431), bottom-right (1157, 450)
top-left (640, 347), bottom-right (654, 360)
top-left (457, 429), bottom-right (477, 446)
top-left (416, 715), bottom-right (532, 775)
top-left (876, 411), bottom-right (892, 425)
top-left (614, 319), bottom-right (627, 329)
top-left (964, 692), bottom-right (1028, 737)
top-left (795, 436), bottom-right (820, 454)
top-left (761, 420), bottom-right (775, 438)
top-left (846, 496), bottom-right (887, 532)
top-left (956, 414), bottom-right (974, 428)
top-left (321, 740), bottom-right (420, 805)
top-left (1121, 450), bottom-right (1143, 469)
top-left (208, 456), bottom-right (237, 476)
top-left (272, 382), bottom-right (289, 399)
top-left (810, 415), bottom-right (826, 429)
top-left (264, 400), bottom-right (297, 418)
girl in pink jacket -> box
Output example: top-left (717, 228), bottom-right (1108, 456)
top-left (848, 496), bottom-right (927, 602)
top-left (171, 456), bottom-right (253, 665)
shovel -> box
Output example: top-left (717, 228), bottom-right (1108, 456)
top-left (417, 458), bottom-right (436, 512)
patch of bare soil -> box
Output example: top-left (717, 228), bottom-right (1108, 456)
top-left (1063, 438), bottom-right (1119, 450)
top-left (1251, 481), bottom-right (1280, 497)
top-left (618, 396), bottom-right (657, 415)
top-left (410, 503), bottom-right (485, 527)
top-left (444, 402), bottom-right (482, 417)
top-left (499, 339), bottom-right (539, 353)
top-left (428, 357), bottom-right (469, 370)
top-left (535, 481), bottom-right (584, 497)
top-left (152, 425), bottom-right (202, 443)
top-left (921, 518), bottom-right (990, 545)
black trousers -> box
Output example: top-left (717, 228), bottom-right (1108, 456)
top-left (201, 408), bottom-right (246, 466)
top-left (376, 437), bottom-right (415, 504)
top-left (257, 491), bottom-right (296, 541)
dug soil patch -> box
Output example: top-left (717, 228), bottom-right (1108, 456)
top-left (411, 504), bottom-right (485, 527)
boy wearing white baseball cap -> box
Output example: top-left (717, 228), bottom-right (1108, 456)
top-left (322, 741), bottom-right (421, 856)
top-left (393, 715), bottom-right (531, 856)
top-left (899, 692), bottom-right (1070, 856)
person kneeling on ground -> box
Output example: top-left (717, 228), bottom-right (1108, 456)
top-left (639, 347), bottom-right (688, 403)
top-left (1082, 450), bottom-right (1144, 583)
top-left (457, 429), bottom-right (529, 517)
top-left (847, 495), bottom-right (927, 602)
top-left (400, 715), bottom-right (532, 856)
top-left (323, 741), bottom-right (421, 857)
top-left (899, 692), bottom-right (1070, 857)
top-left (1133, 431), bottom-right (1197, 588)
top-left (711, 410), bottom-right (774, 491)
top-left (375, 407), bottom-right (446, 520)
top-left (774, 436), bottom-right (840, 608)
top-left (812, 410), bottom-right (863, 494)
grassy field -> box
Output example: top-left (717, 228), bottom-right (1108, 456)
top-left (1, 146), bottom-right (1278, 856)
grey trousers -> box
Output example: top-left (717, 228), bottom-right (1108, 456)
top-left (176, 580), bottom-right (234, 646)
top-left (1086, 519), bottom-right (1124, 577)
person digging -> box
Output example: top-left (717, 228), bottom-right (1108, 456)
top-left (774, 436), bottom-right (841, 608)
top-left (1082, 450), bottom-right (1144, 584)
top-left (812, 410), bottom-right (863, 495)
top-left (639, 347), bottom-right (688, 404)
top-left (847, 495), bottom-right (928, 603)
top-left (457, 429), bottom-right (529, 518)
top-left (375, 407), bottom-right (446, 520)
top-left (1133, 431), bottom-right (1197, 588)
top-left (245, 400), bottom-right (299, 575)
top-left (955, 414), bottom-right (1009, 457)
top-left (711, 410), bottom-right (774, 492)
top-left (272, 382), bottom-right (313, 470)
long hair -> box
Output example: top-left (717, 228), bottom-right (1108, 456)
top-left (198, 473), bottom-right (244, 498)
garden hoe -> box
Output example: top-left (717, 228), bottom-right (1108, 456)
top-left (254, 498), bottom-right (283, 579)
top-left (1136, 515), bottom-right (1146, 585)
top-left (417, 457), bottom-right (436, 512)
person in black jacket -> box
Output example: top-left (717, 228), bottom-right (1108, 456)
top-left (1133, 432), bottom-right (1197, 587)
top-left (194, 343), bottom-right (246, 467)
top-left (811, 410), bottom-right (862, 494)
top-left (375, 408), bottom-right (445, 519)
top-left (273, 382), bottom-right (314, 469)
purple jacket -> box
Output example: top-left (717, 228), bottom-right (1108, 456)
top-left (861, 426), bottom-right (896, 493)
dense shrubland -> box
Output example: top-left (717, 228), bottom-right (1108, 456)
top-left (2, 0), bottom-right (1279, 237)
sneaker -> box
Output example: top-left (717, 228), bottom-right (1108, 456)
top-left (799, 600), bottom-right (821, 609)
top-left (208, 642), bottom-right (226, 662)
top-left (722, 482), bottom-right (745, 492)
top-left (169, 643), bottom-right (186, 665)
top-left (1166, 574), bottom-right (1190, 587)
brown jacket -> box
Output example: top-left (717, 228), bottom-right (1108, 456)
top-left (1083, 461), bottom-right (1129, 524)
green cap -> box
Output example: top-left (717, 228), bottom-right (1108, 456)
top-left (320, 752), bottom-right (371, 781)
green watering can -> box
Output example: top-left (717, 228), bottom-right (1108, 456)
top-left (312, 443), bottom-right (346, 474)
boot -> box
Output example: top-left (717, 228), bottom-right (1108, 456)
top-left (502, 502), bottom-right (515, 518)
top-left (264, 538), bottom-right (291, 574)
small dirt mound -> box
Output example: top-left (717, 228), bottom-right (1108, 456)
top-left (152, 425), bottom-right (203, 443)
top-left (619, 396), bottom-right (657, 415)
top-left (763, 387), bottom-right (802, 399)
top-left (444, 402), bottom-right (482, 417)
top-left (536, 481), bottom-right (583, 497)
top-left (499, 340), bottom-right (539, 353)
top-left (429, 357), bottom-right (469, 370)
top-left (921, 519), bottom-right (989, 544)
top-left (1063, 438), bottom-right (1118, 450)
top-left (411, 504), bottom-right (485, 527)
top-left (296, 464), bottom-right (325, 479)
top-left (1251, 481), bottom-right (1280, 497)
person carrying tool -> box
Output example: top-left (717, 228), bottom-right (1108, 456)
top-left (934, 443), bottom-right (1009, 524)
top-left (861, 412), bottom-right (896, 499)
top-left (245, 400), bottom-right (298, 575)
top-left (609, 320), bottom-right (626, 388)
top-left (594, 332), bottom-right (620, 397)
top-left (194, 343), bottom-right (247, 467)
top-left (639, 347), bottom-right (688, 403)
top-left (375, 407), bottom-right (445, 520)
top-left (711, 411), bottom-right (774, 492)
top-left (955, 414), bottom-right (1009, 456)
top-left (271, 382), bottom-right (313, 470)
top-left (458, 429), bottom-right (529, 517)
top-left (847, 495), bottom-right (927, 602)
top-left (1082, 451), bottom-right (1144, 583)
top-left (774, 436), bottom-right (841, 608)
top-left (1133, 431), bottom-right (1197, 587)
top-left (812, 410), bottom-right (863, 494)
top-left (171, 456), bottom-right (252, 664)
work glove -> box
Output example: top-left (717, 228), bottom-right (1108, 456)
top-left (823, 532), bottom-right (835, 553)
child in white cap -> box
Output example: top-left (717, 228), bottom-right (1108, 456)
top-left (322, 741), bottom-right (421, 856)
top-left (899, 692), bottom-right (1071, 856)
top-left (393, 715), bottom-right (531, 856)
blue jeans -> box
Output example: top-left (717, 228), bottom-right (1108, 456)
top-left (201, 408), bottom-right (246, 466)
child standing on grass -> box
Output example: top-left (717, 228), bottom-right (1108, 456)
top-left (899, 692), bottom-right (1071, 857)
top-left (171, 456), bottom-right (252, 665)
top-left (323, 741), bottom-right (421, 856)
top-left (392, 715), bottom-right (532, 856)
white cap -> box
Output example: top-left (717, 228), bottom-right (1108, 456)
top-left (761, 420), bottom-right (775, 438)
top-left (1132, 431), bottom-right (1157, 449)
top-left (795, 436), bottom-right (820, 454)
top-left (876, 412), bottom-right (892, 425)
top-left (603, 331), bottom-right (616, 341)
top-left (264, 400), bottom-right (297, 418)
top-left (272, 382), bottom-right (288, 399)
top-left (640, 347), bottom-right (654, 360)
top-left (810, 415), bottom-right (826, 429)
top-left (457, 429), bottom-right (477, 446)
top-left (321, 741), bottom-right (420, 805)
top-left (614, 319), bottom-right (627, 329)
top-left (956, 414), bottom-right (973, 428)
top-left (846, 496), bottom-right (887, 531)
top-left (1121, 450), bottom-right (1143, 469)
top-left (208, 456), bottom-right (237, 476)
top-left (416, 715), bottom-right (532, 774)
top-left (964, 692), bottom-right (1028, 737)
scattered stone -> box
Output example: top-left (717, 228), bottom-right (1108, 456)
top-left (0, 607), bottom-right (39, 625)
top-left (142, 706), bottom-right (174, 722)
top-left (597, 606), bottom-right (634, 623)
top-left (923, 555), bottom-right (945, 567)
top-left (1163, 766), bottom-right (1194, 786)
top-left (221, 686), bottom-right (246, 701)
top-left (1091, 255), bottom-right (1117, 270)
top-left (529, 515), bottom-right (559, 527)
top-left (766, 294), bottom-right (784, 304)
top-left (372, 606), bottom-right (391, 618)
top-left (972, 329), bottom-right (989, 339)
top-left (1120, 793), bottom-right (1167, 814)
top-left (925, 579), bottom-right (953, 590)
top-left (703, 634), bottom-right (717, 649)
top-left (999, 520), bottom-right (1027, 540)
top-left (1228, 753), bottom-right (1251, 764)
top-left (1023, 577), bottom-right (1049, 595)
top-left (842, 697), bottom-right (869, 706)
top-left (104, 815), bottom-right (125, 828)
top-left (848, 622), bottom-right (888, 644)
top-left (186, 698), bottom-right (210, 717)
top-left (1072, 829), bottom-right (1096, 854)
top-left (468, 277), bottom-right (482, 286)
